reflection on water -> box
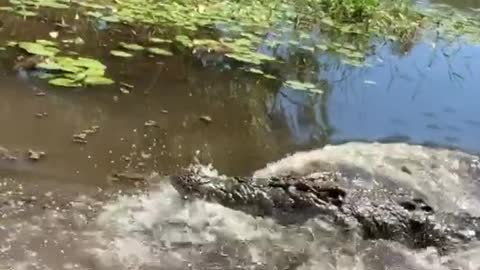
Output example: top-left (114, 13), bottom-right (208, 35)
top-left (267, 86), bottom-right (330, 145)
top-left (270, 39), bottom-right (480, 154)
top-left (428, 0), bottom-right (480, 10)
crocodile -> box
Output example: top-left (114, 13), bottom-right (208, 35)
top-left (170, 166), bottom-right (480, 253)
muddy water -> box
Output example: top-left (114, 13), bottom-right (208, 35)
top-left (0, 12), bottom-right (297, 185)
top-left (1, 1), bottom-right (480, 270)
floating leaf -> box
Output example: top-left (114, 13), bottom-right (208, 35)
top-left (15, 9), bottom-right (37, 17)
top-left (225, 53), bottom-right (261, 65)
top-left (246, 67), bottom-right (264, 74)
top-left (62, 37), bottom-right (85, 45)
top-left (149, 37), bottom-right (172, 44)
top-left (300, 45), bottom-right (314, 52)
top-left (263, 74), bottom-right (277, 80)
top-left (284, 80), bottom-right (323, 94)
top-left (175, 35), bottom-right (193, 48)
top-left (73, 57), bottom-right (106, 70)
top-left (85, 11), bottom-right (102, 18)
top-left (110, 50), bottom-right (133, 57)
top-left (320, 17), bottom-right (335, 27)
top-left (18, 42), bottom-right (59, 56)
top-left (101, 15), bottom-right (120, 23)
top-left (49, 31), bottom-right (59, 39)
top-left (36, 60), bottom-right (64, 71)
top-left (84, 76), bottom-right (114, 85)
top-left (193, 39), bottom-right (221, 47)
top-left (37, 0), bottom-right (69, 9)
top-left (316, 44), bottom-right (328, 51)
top-left (35, 39), bottom-right (57, 46)
top-left (76, 2), bottom-right (105, 9)
top-left (64, 72), bottom-right (87, 81)
top-left (48, 77), bottom-right (82, 87)
top-left (147, 47), bottom-right (173, 56)
top-left (36, 73), bottom-right (55, 79)
top-left (119, 42), bottom-right (144, 51)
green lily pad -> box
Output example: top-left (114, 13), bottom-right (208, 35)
top-left (320, 17), bottom-right (335, 27)
top-left (39, 0), bottom-right (69, 9)
top-left (225, 53), bottom-right (261, 65)
top-left (147, 47), bottom-right (173, 56)
top-left (36, 73), bottom-right (55, 79)
top-left (175, 35), bottom-right (193, 48)
top-left (36, 60), bottom-right (64, 71)
top-left (15, 9), bottom-right (37, 17)
top-left (316, 44), bottom-right (328, 51)
top-left (84, 76), bottom-right (114, 85)
top-left (18, 42), bottom-right (59, 56)
top-left (119, 42), bottom-right (144, 51)
top-left (149, 37), bottom-right (172, 44)
top-left (64, 72), bottom-right (87, 81)
top-left (284, 80), bottom-right (323, 94)
top-left (101, 15), bottom-right (120, 23)
top-left (48, 77), bottom-right (82, 87)
top-left (73, 57), bottom-right (106, 70)
top-left (7, 41), bottom-right (18, 47)
top-left (110, 50), bottom-right (133, 57)
top-left (62, 37), bottom-right (85, 45)
top-left (193, 39), bottom-right (221, 47)
top-left (83, 67), bottom-right (105, 76)
top-left (263, 74), bottom-right (277, 80)
top-left (35, 39), bottom-right (57, 46)
top-left (246, 67), bottom-right (264, 74)
top-left (85, 11), bottom-right (102, 18)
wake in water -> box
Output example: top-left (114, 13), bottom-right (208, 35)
top-left (2, 142), bottom-right (480, 270)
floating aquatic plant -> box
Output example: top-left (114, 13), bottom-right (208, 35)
top-left (110, 50), bottom-right (133, 58)
top-left (147, 47), bottom-right (173, 56)
top-left (119, 42), bottom-right (144, 51)
top-left (15, 40), bottom-right (114, 87)
top-left (284, 80), bottom-right (323, 94)
top-left (2, 0), bottom-right (476, 85)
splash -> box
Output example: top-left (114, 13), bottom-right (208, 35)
top-left (255, 142), bottom-right (480, 215)
top-left (3, 142), bottom-right (480, 269)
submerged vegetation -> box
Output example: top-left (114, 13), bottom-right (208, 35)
top-left (0, 0), bottom-right (479, 91)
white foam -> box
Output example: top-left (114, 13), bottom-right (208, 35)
top-left (4, 142), bottom-right (480, 269)
top-left (255, 142), bottom-right (480, 214)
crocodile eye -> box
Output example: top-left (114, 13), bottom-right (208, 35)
top-left (399, 201), bottom-right (417, 211)
top-left (420, 205), bottom-right (433, 212)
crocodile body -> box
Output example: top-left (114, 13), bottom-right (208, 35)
top-left (170, 167), bottom-right (480, 253)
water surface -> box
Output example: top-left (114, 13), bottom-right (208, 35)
top-left (1, 1), bottom-right (480, 269)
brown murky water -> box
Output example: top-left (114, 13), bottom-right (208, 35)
top-left (0, 11), bottom-right (304, 188)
